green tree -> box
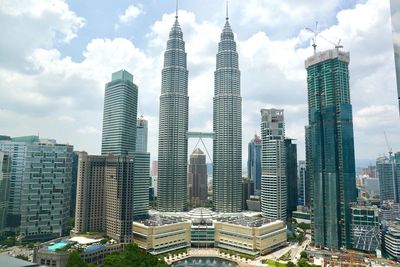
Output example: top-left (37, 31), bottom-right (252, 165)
top-left (66, 251), bottom-right (88, 267)
top-left (298, 223), bottom-right (310, 232)
top-left (286, 261), bottom-right (296, 267)
top-left (104, 244), bottom-right (168, 267)
top-left (297, 258), bottom-right (311, 267)
top-left (15, 255), bottom-right (29, 261)
top-left (300, 251), bottom-right (308, 259)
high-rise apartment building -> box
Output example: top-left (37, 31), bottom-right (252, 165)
top-left (188, 148), bottom-right (208, 207)
top-left (136, 116), bottom-right (148, 153)
top-left (377, 153), bottom-right (400, 204)
top-left (305, 49), bottom-right (357, 249)
top-left (101, 70), bottom-right (138, 156)
top-left (248, 134), bottom-right (262, 195)
top-left (285, 138), bottom-right (297, 217)
top-left (260, 109), bottom-right (286, 221)
top-left (20, 140), bottom-right (73, 241)
top-left (157, 14), bottom-right (189, 212)
top-left (75, 152), bottom-right (106, 234)
top-left (213, 15), bottom-right (242, 213)
top-left (0, 151), bottom-right (10, 235)
top-left (132, 152), bottom-right (150, 218)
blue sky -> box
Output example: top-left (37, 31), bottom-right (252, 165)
top-left (0, 0), bottom-right (398, 167)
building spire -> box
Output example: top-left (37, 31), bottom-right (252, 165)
top-left (226, 0), bottom-right (229, 20)
top-left (176, 0), bottom-right (179, 19)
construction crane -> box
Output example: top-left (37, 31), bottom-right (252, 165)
top-left (305, 22), bottom-right (343, 54)
top-left (384, 131), bottom-right (393, 157)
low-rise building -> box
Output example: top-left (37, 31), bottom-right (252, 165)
top-left (215, 217), bottom-right (286, 256)
top-left (132, 216), bottom-right (191, 255)
top-left (132, 209), bottom-right (287, 257)
top-left (33, 236), bottom-right (122, 267)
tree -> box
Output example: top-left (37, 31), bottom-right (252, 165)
top-left (297, 258), bottom-right (311, 267)
top-left (286, 261), bottom-right (296, 267)
top-left (104, 244), bottom-right (168, 267)
top-left (300, 251), bottom-right (308, 259)
top-left (66, 251), bottom-right (88, 267)
top-left (15, 255), bottom-right (29, 261)
top-left (298, 223), bottom-right (310, 232)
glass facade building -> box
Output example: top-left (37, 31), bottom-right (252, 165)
top-left (285, 139), bottom-right (297, 217)
top-left (377, 153), bottom-right (400, 204)
top-left (20, 141), bottom-right (73, 241)
top-left (305, 49), bottom-right (357, 249)
top-left (213, 16), bottom-right (242, 213)
top-left (157, 15), bottom-right (189, 212)
top-left (136, 116), bottom-right (148, 153)
top-left (0, 151), bottom-right (10, 235)
top-left (248, 135), bottom-right (262, 195)
top-left (101, 70), bottom-right (138, 156)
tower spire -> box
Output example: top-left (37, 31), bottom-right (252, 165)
top-left (176, 0), bottom-right (178, 19)
top-left (226, 0), bottom-right (229, 20)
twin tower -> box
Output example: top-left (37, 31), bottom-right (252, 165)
top-left (158, 13), bottom-right (242, 212)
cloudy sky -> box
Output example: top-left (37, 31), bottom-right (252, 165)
top-left (0, 0), bottom-right (399, 167)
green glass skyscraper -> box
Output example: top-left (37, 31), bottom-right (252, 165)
top-left (157, 14), bottom-right (189, 212)
top-left (305, 49), bottom-right (357, 249)
top-left (101, 70), bottom-right (138, 156)
top-left (213, 14), bottom-right (242, 213)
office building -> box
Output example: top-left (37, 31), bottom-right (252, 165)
top-left (213, 14), bottom-right (242, 213)
top-left (260, 109), bottom-right (286, 221)
top-left (101, 70), bottom-right (138, 156)
top-left (248, 134), bottom-right (262, 195)
top-left (188, 148), bottom-right (208, 207)
top-left (298, 160), bottom-right (309, 207)
top-left (305, 49), bottom-right (357, 249)
top-left (0, 136), bottom-right (37, 227)
top-left (0, 151), bottom-right (10, 235)
top-left (377, 153), bottom-right (400, 204)
top-left (285, 138), bottom-right (297, 216)
top-left (136, 116), bottom-right (148, 153)
top-left (242, 177), bottom-right (254, 210)
top-left (133, 152), bottom-right (150, 218)
top-left (157, 13), bottom-right (189, 212)
top-left (20, 140), bottom-right (73, 241)
top-left (305, 126), bottom-right (313, 209)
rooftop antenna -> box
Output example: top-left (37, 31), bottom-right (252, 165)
top-left (226, 0), bottom-right (229, 20)
top-left (175, 0), bottom-right (178, 19)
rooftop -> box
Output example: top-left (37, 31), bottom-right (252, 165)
top-left (0, 254), bottom-right (38, 267)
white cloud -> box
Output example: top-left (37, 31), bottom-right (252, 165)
top-left (0, 0), bottom-right (399, 164)
top-left (119, 4), bottom-right (143, 24)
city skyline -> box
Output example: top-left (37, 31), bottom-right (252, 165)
top-left (0, 0), bottom-right (399, 165)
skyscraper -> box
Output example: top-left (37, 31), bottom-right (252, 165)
top-left (188, 148), bottom-right (208, 207)
top-left (260, 109), bottom-right (286, 221)
top-left (213, 14), bottom-right (242, 213)
top-left (101, 70), bottom-right (138, 156)
top-left (20, 140), bottom-right (73, 241)
top-left (298, 160), bottom-right (310, 207)
top-left (0, 151), bottom-right (10, 235)
top-left (248, 134), bottom-right (262, 195)
top-left (157, 13), bottom-right (189, 212)
top-left (136, 116), bottom-right (148, 153)
top-left (305, 49), bottom-right (357, 249)
top-left (285, 138), bottom-right (297, 217)
top-left (377, 153), bottom-right (400, 204)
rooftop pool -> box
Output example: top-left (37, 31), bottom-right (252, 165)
top-left (171, 257), bottom-right (238, 267)
top-left (48, 241), bottom-right (68, 251)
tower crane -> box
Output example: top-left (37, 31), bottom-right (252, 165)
top-left (305, 22), bottom-right (343, 54)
